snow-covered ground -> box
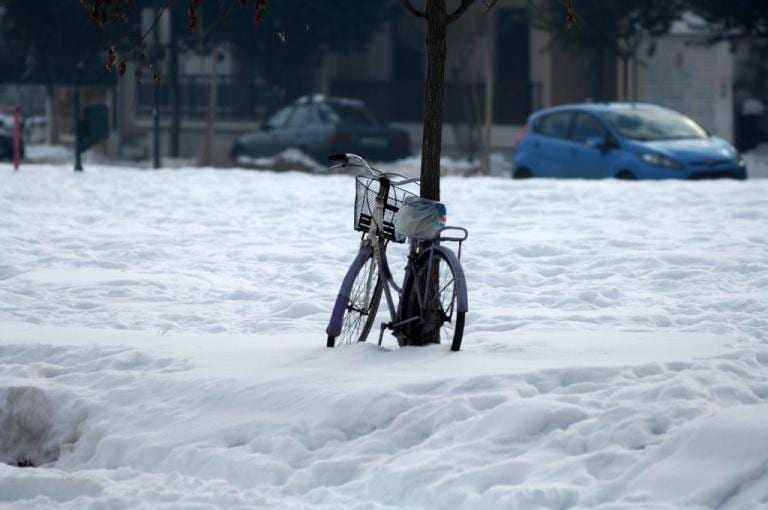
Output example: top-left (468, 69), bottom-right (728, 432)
top-left (1, 163), bottom-right (767, 509)
top-left (744, 143), bottom-right (768, 179)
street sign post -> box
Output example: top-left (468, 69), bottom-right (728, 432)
top-left (12, 107), bottom-right (21, 170)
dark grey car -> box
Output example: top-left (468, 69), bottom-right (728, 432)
top-left (230, 95), bottom-right (411, 164)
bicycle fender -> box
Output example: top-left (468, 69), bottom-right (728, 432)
top-left (326, 245), bottom-right (373, 337)
top-left (422, 246), bottom-right (469, 314)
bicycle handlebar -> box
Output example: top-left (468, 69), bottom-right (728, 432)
top-left (328, 153), bottom-right (419, 186)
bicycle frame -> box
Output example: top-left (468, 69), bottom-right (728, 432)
top-left (325, 153), bottom-right (468, 346)
top-left (367, 177), bottom-right (422, 344)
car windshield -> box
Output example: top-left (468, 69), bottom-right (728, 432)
top-left (603, 108), bottom-right (707, 141)
top-left (328, 103), bottom-right (379, 127)
top-left (264, 106), bottom-right (293, 129)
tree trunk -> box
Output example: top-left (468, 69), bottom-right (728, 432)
top-left (152, 6), bottom-right (162, 169)
top-left (621, 56), bottom-right (629, 101)
top-left (45, 84), bottom-right (59, 145)
top-left (482, 32), bottom-right (495, 175)
top-left (402, 0), bottom-right (479, 347)
top-left (416, 0), bottom-right (450, 346)
top-left (169, 8), bottom-right (181, 158)
top-left (200, 53), bottom-right (218, 167)
top-left (420, 0), bottom-right (448, 202)
top-left (73, 85), bottom-right (83, 172)
top-left (153, 83), bottom-right (162, 168)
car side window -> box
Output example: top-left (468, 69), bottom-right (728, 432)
top-left (534, 112), bottom-right (572, 139)
top-left (571, 113), bottom-right (606, 144)
top-left (285, 105), bottom-right (312, 128)
top-left (265, 107), bottom-right (293, 129)
top-left (316, 104), bottom-right (337, 125)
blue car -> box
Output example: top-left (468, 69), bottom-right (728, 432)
top-left (513, 103), bottom-right (747, 180)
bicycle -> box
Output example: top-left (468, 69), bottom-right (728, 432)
top-left (325, 153), bottom-right (469, 351)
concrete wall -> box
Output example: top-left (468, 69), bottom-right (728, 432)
top-left (122, 0), bottom-right (617, 160)
top-left (636, 36), bottom-right (734, 142)
top-left (133, 118), bottom-right (259, 166)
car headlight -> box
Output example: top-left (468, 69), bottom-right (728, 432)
top-left (640, 152), bottom-right (682, 169)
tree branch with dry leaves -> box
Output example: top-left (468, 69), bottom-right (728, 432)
top-left (447, 0), bottom-right (476, 24)
top-left (399, 0), bottom-right (425, 18)
top-left (81, 0), bottom-right (268, 81)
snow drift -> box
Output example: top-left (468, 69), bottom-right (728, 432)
top-left (0, 162), bottom-right (767, 508)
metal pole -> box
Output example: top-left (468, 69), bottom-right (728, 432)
top-left (153, 85), bottom-right (161, 168)
top-left (74, 85), bottom-right (83, 172)
top-left (152, 6), bottom-right (162, 169)
top-left (12, 106), bottom-right (21, 171)
top-left (169, 7), bottom-right (181, 158)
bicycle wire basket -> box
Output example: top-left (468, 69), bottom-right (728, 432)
top-left (354, 176), bottom-right (416, 243)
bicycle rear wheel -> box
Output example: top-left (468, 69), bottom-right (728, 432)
top-left (326, 251), bottom-right (383, 347)
top-left (401, 249), bottom-right (466, 351)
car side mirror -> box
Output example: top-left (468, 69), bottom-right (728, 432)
top-left (585, 136), bottom-right (607, 149)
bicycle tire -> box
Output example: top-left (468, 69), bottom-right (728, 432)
top-left (400, 249), bottom-right (466, 351)
top-left (327, 250), bottom-right (383, 348)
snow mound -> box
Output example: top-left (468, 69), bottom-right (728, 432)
top-left (744, 143), bottom-right (768, 179)
top-left (0, 464), bottom-right (103, 504)
top-left (375, 152), bottom-right (513, 177)
top-left (25, 144), bottom-right (73, 164)
top-left (0, 386), bottom-right (85, 468)
top-left (625, 404), bottom-right (768, 507)
top-left (236, 148), bottom-right (324, 173)
top-left (0, 164), bottom-right (766, 508)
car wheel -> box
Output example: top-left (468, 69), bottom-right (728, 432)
top-left (513, 167), bottom-right (534, 179)
top-left (615, 170), bottom-right (637, 180)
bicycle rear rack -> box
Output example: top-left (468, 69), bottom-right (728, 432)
top-left (437, 226), bottom-right (468, 260)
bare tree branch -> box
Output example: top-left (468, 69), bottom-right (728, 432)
top-left (447, 0), bottom-right (477, 24)
top-left (399, 0), bottom-right (425, 18)
top-left (483, 0), bottom-right (500, 14)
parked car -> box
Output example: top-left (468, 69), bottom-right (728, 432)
top-left (513, 103), bottom-right (747, 180)
top-left (230, 95), bottom-right (411, 165)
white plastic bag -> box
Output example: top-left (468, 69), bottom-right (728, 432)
top-left (396, 196), bottom-right (447, 240)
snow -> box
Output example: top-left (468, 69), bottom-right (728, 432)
top-left (24, 145), bottom-right (73, 164)
top-left (1, 162), bottom-right (768, 509)
top-left (235, 150), bottom-right (512, 176)
top-left (744, 143), bottom-right (768, 179)
top-left (237, 148), bottom-right (325, 173)
top-left (376, 153), bottom-right (513, 177)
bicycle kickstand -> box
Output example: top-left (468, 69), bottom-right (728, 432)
top-left (378, 323), bottom-right (388, 347)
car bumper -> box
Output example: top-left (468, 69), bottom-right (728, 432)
top-left (686, 167), bottom-right (747, 180)
top-left (632, 163), bottom-right (748, 180)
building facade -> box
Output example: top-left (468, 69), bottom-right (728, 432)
top-left (119, 2), bottom-right (739, 164)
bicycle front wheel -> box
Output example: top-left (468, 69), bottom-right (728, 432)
top-left (326, 250), bottom-right (383, 348)
top-left (401, 248), bottom-right (466, 351)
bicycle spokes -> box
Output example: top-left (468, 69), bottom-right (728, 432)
top-left (338, 255), bottom-right (380, 345)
